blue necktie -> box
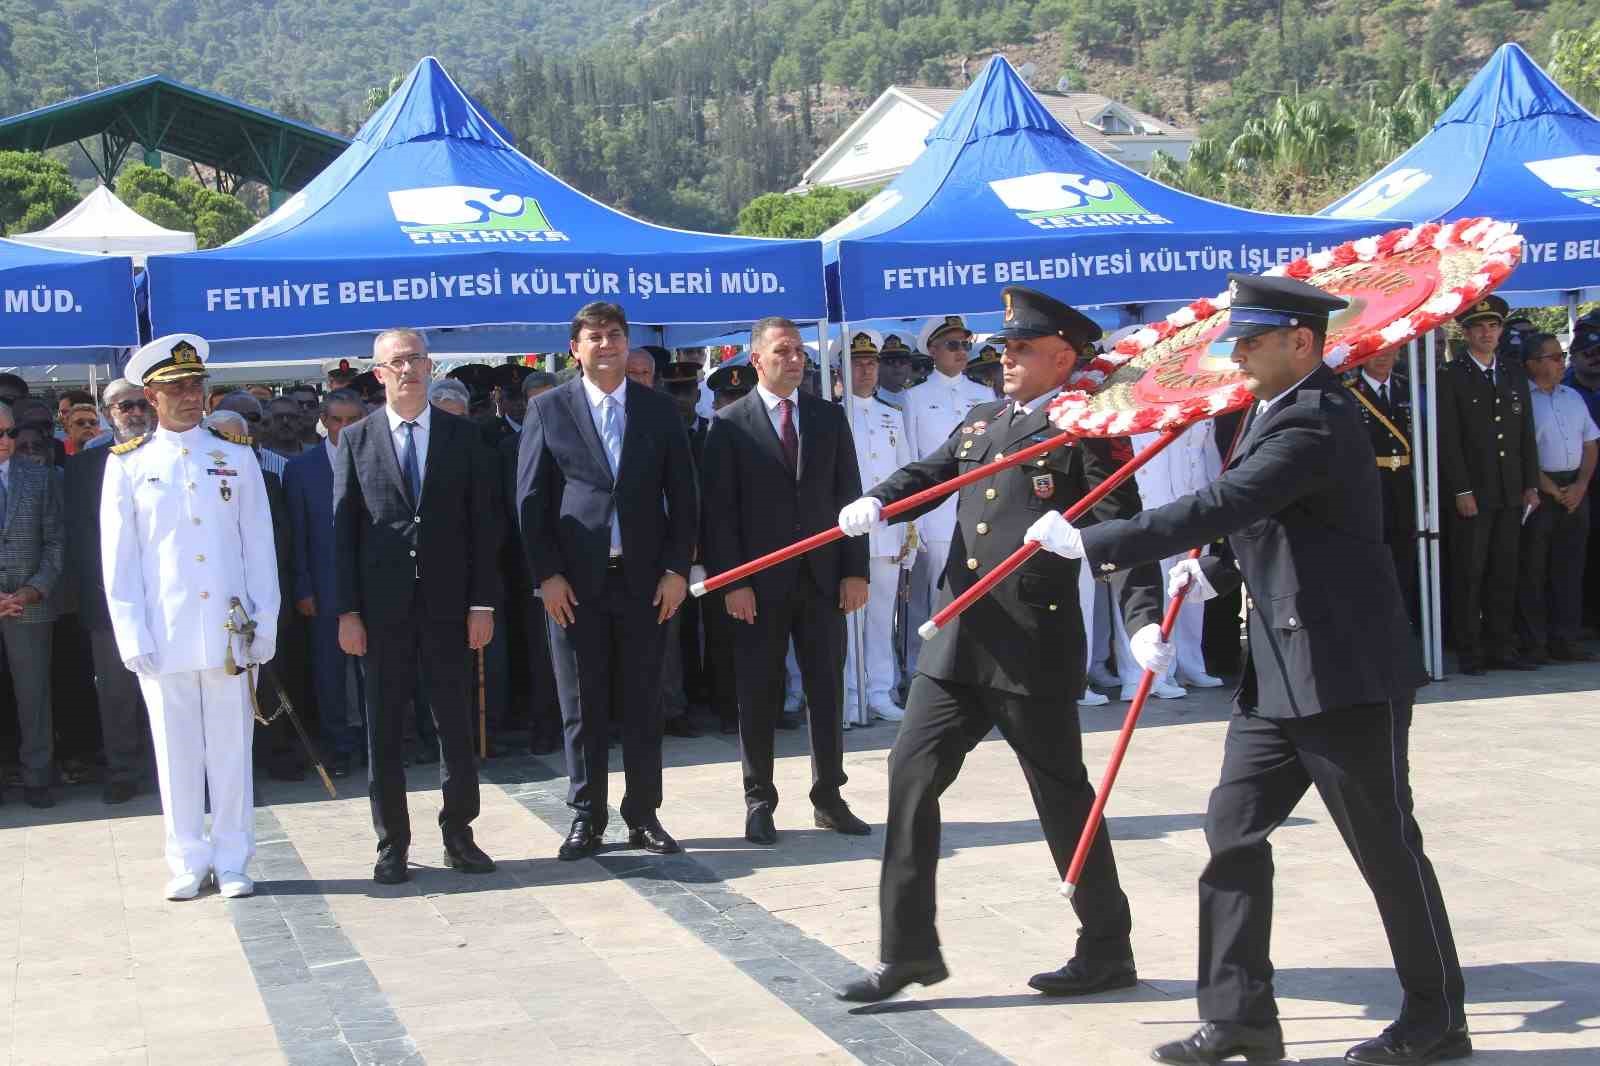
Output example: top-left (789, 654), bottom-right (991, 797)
top-left (601, 397), bottom-right (624, 554)
top-left (399, 420), bottom-right (421, 503)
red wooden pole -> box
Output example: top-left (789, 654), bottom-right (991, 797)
top-left (689, 430), bottom-right (1080, 598)
top-left (916, 428), bottom-right (1184, 640)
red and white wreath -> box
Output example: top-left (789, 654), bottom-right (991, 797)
top-left (1047, 217), bottom-right (1523, 438)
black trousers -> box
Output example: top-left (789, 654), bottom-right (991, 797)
top-left (1446, 503), bottom-right (1520, 659)
top-left (732, 586), bottom-right (846, 812)
top-left (1199, 700), bottom-right (1464, 1039)
top-left (520, 593), bottom-right (561, 744)
top-left (702, 592), bottom-right (740, 731)
top-left (364, 594), bottom-right (480, 854)
top-left (1517, 485), bottom-right (1590, 651)
top-left (546, 568), bottom-right (666, 829)
top-left (880, 674), bottom-right (1132, 964)
top-left (1387, 530), bottom-right (1420, 632)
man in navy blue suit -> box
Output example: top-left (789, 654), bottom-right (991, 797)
top-left (284, 388), bottom-right (368, 779)
top-left (516, 302), bottom-right (698, 861)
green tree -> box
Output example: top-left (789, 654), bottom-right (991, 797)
top-left (116, 163), bottom-right (256, 247)
top-left (734, 185), bottom-right (873, 238)
top-left (1551, 23), bottom-right (1600, 112)
top-left (0, 150), bottom-right (78, 234)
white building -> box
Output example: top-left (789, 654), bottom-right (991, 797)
top-left (799, 84), bottom-right (1195, 191)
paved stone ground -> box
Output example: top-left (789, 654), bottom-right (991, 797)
top-left (3, 658), bottom-right (1597, 1065)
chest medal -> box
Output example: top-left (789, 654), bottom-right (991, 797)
top-left (220, 480), bottom-right (232, 502)
top-left (1032, 473), bottom-right (1055, 499)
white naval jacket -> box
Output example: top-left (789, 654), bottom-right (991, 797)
top-left (900, 370), bottom-right (994, 544)
top-left (100, 424), bottom-right (280, 675)
top-left (848, 394), bottom-right (915, 562)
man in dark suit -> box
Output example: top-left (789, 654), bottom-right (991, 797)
top-left (1346, 350), bottom-right (1420, 628)
top-left (285, 388), bottom-right (368, 778)
top-left (64, 380), bottom-right (150, 804)
top-left (700, 317), bottom-right (872, 846)
top-left (517, 302), bottom-right (697, 860)
top-left (334, 327), bottom-right (500, 885)
top-left (1437, 295), bottom-right (1541, 674)
top-left (834, 288), bottom-right (1163, 1004)
top-left (1044, 275), bottom-right (1465, 1066)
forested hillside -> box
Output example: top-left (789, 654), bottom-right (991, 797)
top-left (2, 1), bottom-right (1598, 231)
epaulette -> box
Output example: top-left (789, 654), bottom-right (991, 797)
top-left (1297, 388), bottom-right (1323, 407)
top-left (207, 425), bottom-right (253, 446)
top-left (110, 434), bottom-right (150, 455)
top-left (873, 395), bottom-right (897, 409)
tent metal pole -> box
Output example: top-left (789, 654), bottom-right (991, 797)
top-left (1405, 339), bottom-right (1432, 676)
top-left (820, 319), bottom-right (835, 402)
top-left (1424, 330), bottom-right (1444, 680)
top-left (1568, 291), bottom-right (1580, 340)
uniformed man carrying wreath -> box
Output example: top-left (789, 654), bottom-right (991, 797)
top-left (834, 287), bottom-right (1165, 1003)
top-left (1032, 275), bottom-right (1466, 1066)
top-left (101, 334), bottom-right (280, 901)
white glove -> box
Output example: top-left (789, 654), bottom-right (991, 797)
top-left (123, 654), bottom-right (158, 678)
top-left (1130, 623), bottom-right (1176, 676)
top-left (689, 564), bottom-right (707, 586)
top-left (1023, 511), bottom-right (1084, 559)
top-left (838, 496), bottom-right (884, 537)
top-left (1166, 558), bottom-right (1218, 602)
top-left (251, 639), bottom-right (276, 666)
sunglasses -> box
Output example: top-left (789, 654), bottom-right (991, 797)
top-left (938, 339), bottom-right (973, 351)
top-left (0, 428), bottom-right (17, 439)
top-left (112, 399), bottom-right (151, 413)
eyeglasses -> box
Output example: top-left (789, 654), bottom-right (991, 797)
top-left (938, 339), bottom-right (973, 351)
top-left (111, 399), bottom-right (151, 414)
top-left (377, 354), bottom-right (429, 373)
top-left (68, 418), bottom-right (100, 430)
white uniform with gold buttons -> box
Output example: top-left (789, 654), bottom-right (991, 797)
top-left (845, 395), bottom-right (914, 721)
top-left (101, 339), bottom-right (279, 885)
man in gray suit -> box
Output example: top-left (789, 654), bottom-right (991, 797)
top-left (0, 400), bottom-right (65, 807)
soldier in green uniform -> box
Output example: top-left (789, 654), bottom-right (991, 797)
top-left (1436, 295), bottom-right (1540, 674)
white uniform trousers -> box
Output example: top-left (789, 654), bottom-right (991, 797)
top-left (844, 556), bottom-right (901, 721)
top-left (140, 667), bottom-right (256, 879)
top-left (1111, 591), bottom-right (1173, 687)
top-left (1078, 566), bottom-right (1099, 681)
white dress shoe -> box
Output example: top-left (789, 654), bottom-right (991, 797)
top-left (870, 703), bottom-right (905, 722)
top-left (1120, 681), bottom-right (1188, 701)
top-left (217, 872), bottom-right (255, 899)
top-left (1079, 688), bottom-right (1109, 707)
top-left (165, 872), bottom-right (206, 901)
top-left (1177, 671), bottom-right (1225, 688)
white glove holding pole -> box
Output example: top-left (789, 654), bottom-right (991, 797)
top-left (838, 496), bottom-right (883, 537)
top-left (1166, 557), bottom-right (1218, 602)
top-left (123, 654), bottom-right (158, 679)
top-left (1129, 623), bottom-right (1176, 676)
top-left (1023, 511), bottom-right (1085, 559)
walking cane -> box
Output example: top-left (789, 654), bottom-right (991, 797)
top-left (690, 430), bottom-right (1082, 598)
top-left (476, 647), bottom-right (487, 761)
top-left (1060, 417), bottom-right (1248, 898)
top-left (918, 427), bottom-right (1185, 639)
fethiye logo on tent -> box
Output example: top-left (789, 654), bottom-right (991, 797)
top-left (1325, 168), bottom-right (1432, 219)
top-left (387, 186), bottom-right (569, 244)
top-left (1524, 156), bottom-right (1600, 209)
top-left (988, 172), bottom-right (1171, 229)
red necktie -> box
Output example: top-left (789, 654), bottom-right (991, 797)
top-left (778, 398), bottom-right (798, 476)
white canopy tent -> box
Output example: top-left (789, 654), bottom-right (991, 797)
top-left (14, 185), bottom-right (195, 266)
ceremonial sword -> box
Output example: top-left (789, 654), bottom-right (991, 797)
top-left (224, 597), bottom-right (338, 799)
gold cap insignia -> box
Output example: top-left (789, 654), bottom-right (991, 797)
top-left (171, 340), bottom-right (199, 365)
top-left (730, 368), bottom-right (741, 387)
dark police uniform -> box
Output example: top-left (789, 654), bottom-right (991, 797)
top-left (1436, 296), bottom-right (1539, 672)
top-left (1347, 370), bottom-right (1419, 626)
top-left (850, 288), bottom-right (1162, 983)
top-left (1080, 275), bottom-right (1464, 1066)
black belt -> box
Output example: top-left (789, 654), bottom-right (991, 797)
top-left (1545, 469), bottom-right (1581, 487)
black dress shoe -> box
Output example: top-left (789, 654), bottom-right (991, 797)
top-left (1151, 1021), bottom-right (1286, 1064)
top-left (1458, 657), bottom-right (1485, 676)
top-left (627, 821), bottom-right (682, 854)
top-left (444, 837), bottom-right (496, 873)
top-left (836, 958), bottom-right (949, 1002)
top-left (1028, 956), bottom-right (1137, 996)
top-left (745, 807), bottom-right (777, 845)
top-left (102, 780), bottom-right (138, 805)
top-left (775, 713), bottom-right (801, 731)
top-left (373, 848), bottom-right (410, 885)
top-left (558, 818), bottom-right (603, 861)
top-left (330, 753), bottom-right (351, 780)
top-left (664, 716), bottom-right (701, 739)
top-left (1345, 1025), bottom-right (1471, 1065)
top-left (1549, 640), bottom-right (1596, 662)
top-left (23, 786), bottom-right (54, 809)
top-left (814, 802), bottom-right (871, 836)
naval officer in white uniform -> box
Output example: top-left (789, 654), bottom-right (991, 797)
top-left (842, 330), bottom-right (916, 724)
top-left (101, 334), bottom-right (280, 901)
top-left (899, 316), bottom-right (993, 664)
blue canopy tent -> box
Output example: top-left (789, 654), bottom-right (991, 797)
top-left (0, 237), bottom-right (138, 365)
top-left (1322, 43), bottom-right (1600, 309)
top-left (825, 56), bottom-right (1386, 324)
top-left (144, 57), bottom-right (826, 362)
